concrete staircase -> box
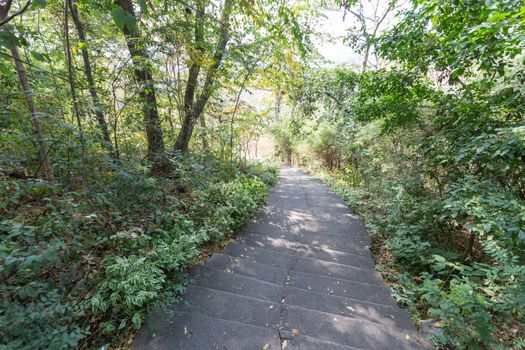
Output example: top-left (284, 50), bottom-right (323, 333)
top-left (133, 167), bottom-right (433, 350)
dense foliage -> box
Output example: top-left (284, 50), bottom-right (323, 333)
top-left (1, 0), bottom-right (312, 175)
top-left (1, 157), bottom-right (277, 349)
top-left (1, 0), bottom-right (291, 348)
top-left (274, 0), bottom-right (525, 348)
top-left (2, 0), bottom-right (524, 348)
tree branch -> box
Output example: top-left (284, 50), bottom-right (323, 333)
top-left (183, 0), bottom-right (206, 117)
top-left (0, 0), bottom-right (31, 27)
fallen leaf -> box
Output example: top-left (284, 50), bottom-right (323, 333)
top-left (291, 328), bottom-right (300, 336)
top-left (509, 320), bottom-right (522, 338)
top-left (263, 344), bottom-right (271, 350)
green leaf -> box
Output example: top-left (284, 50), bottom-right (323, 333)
top-left (132, 313), bottom-right (142, 329)
top-left (0, 30), bottom-right (18, 48)
top-left (139, 0), bottom-right (149, 16)
top-left (433, 255), bottom-right (446, 263)
top-left (32, 0), bottom-right (47, 8)
top-left (450, 67), bottom-right (464, 80)
top-left (31, 51), bottom-right (46, 62)
top-left (0, 63), bottom-right (11, 75)
top-left (111, 6), bottom-right (128, 30)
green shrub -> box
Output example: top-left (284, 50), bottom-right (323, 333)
top-left (0, 158), bottom-right (278, 349)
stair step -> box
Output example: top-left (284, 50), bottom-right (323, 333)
top-left (205, 253), bottom-right (288, 285)
top-left (178, 285), bottom-right (280, 328)
top-left (292, 228), bottom-right (369, 242)
top-left (133, 312), bottom-right (281, 350)
top-left (224, 242), bottom-right (297, 269)
top-left (288, 270), bottom-right (397, 306)
top-left (239, 232), bottom-right (371, 257)
top-left (225, 243), bottom-right (380, 284)
top-left (280, 330), bottom-right (362, 350)
top-left (232, 234), bottom-right (374, 268)
top-left (190, 265), bottom-right (284, 302)
top-left (263, 205), bottom-right (358, 226)
top-left (241, 220), bottom-right (290, 236)
top-left (267, 195), bottom-right (310, 210)
top-left (292, 218), bottom-right (368, 238)
top-left (241, 228), bottom-right (371, 256)
top-left (306, 200), bottom-right (349, 211)
top-left (225, 242), bottom-right (374, 270)
top-left (282, 305), bottom-right (433, 350)
top-left (284, 286), bottom-right (415, 331)
top-left (251, 209), bottom-right (291, 227)
top-left (268, 192), bottom-right (306, 202)
top-left (308, 204), bottom-right (353, 214)
top-left (293, 255), bottom-right (383, 285)
top-left (295, 244), bottom-right (374, 268)
top-left (304, 194), bottom-right (348, 208)
top-left (294, 210), bottom-right (358, 224)
top-left (237, 231), bottom-right (297, 251)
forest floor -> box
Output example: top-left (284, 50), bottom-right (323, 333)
top-left (132, 166), bottom-right (433, 350)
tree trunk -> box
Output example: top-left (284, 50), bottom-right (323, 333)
top-left (172, 0), bottom-right (205, 153)
top-left (9, 42), bottom-right (55, 182)
top-left (64, 2), bottom-right (87, 163)
top-left (114, 0), bottom-right (169, 173)
top-left (199, 115), bottom-right (210, 151)
top-left (68, 0), bottom-right (114, 155)
top-left (275, 94), bottom-right (281, 120)
top-left (361, 42), bottom-right (371, 73)
top-left (0, 5), bottom-right (54, 181)
top-left (360, 3), bottom-right (392, 73)
top-left (229, 82), bottom-right (247, 161)
top-left (466, 232), bottom-right (476, 259)
top-left (174, 0), bottom-right (233, 152)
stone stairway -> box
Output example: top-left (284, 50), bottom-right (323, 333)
top-left (133, 166), bottom-right (433, 350)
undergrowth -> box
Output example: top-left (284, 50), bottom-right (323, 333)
top-left (0, 156), bottom-right (278, 350)
top-left (311, 167), bottom-right (525, 350)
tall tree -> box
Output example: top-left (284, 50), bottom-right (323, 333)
top-left (341, 0), bottom-right (397, 72)
top-left (0, 3), bottom-right (54, 181)
top-left (64, 0), bottom-right (87, 162)
top-left (173, 0), bottom-right (233, 152)
top-left (67, 0), bottom-right (114, 155)
top-left (113, 0), bottom-right (170, 172)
